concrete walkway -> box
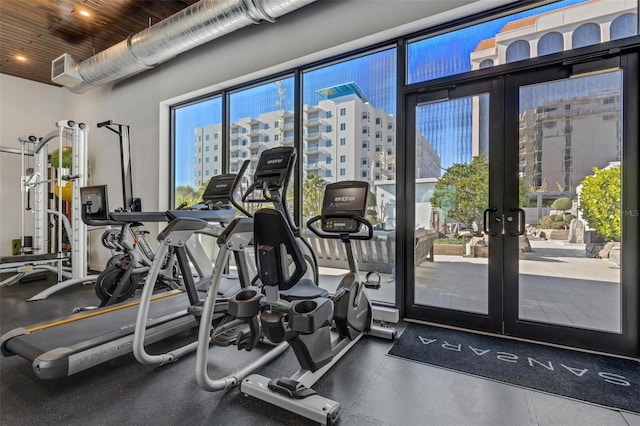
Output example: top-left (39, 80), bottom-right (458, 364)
top-left (318, 238), bottom-right (621, 333)
top-left (411, 238), bottom-right (621, 332)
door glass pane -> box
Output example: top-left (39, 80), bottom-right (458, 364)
top-left (518, 70), bottom-right (622, 333)
top-left (414, 94), bottom-right (490, 314)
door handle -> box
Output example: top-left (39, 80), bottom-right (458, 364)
top-left (509, 208), bottom-right (526, 236)
top-left (483, 207), bottom-right (498, 236)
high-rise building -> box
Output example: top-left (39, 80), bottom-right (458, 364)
top-left (470, 0), bottom-right (632, 190)
top-left (519, 91), bottom-right (621, 191)
top-left (194, 82), bottom-right (440, 188)
top-left (471, 0), bottom-right (637, 69)
top-left (193, 124), bottom-right (223, 187)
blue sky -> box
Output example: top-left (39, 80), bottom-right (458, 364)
top-left (174, 0), bottom-right (597, 187)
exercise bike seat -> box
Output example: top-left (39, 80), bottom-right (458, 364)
top-left (279, 278), bottom-right (328, 301)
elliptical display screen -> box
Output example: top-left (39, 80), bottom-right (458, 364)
top-left (202, 174), bottom-right (236, 202)
top-left (321, 181), bottom-right (369, 233)
top-left (253, 146), bottom-right (295, 188)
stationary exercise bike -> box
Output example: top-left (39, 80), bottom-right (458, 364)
top-left (195, 179), bottom-right (394, 425)
top-left (238, 180), bottom-right (395, 425)
top-left (81, 120), bottom-right (182, 307)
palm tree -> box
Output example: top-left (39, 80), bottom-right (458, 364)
top-left (302, 174), bottom-right (327, 220)
top-left (175, 185), bottom-right (200, 208)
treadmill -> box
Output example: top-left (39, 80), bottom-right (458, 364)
top-left (0, 174), bottom-right (242, 379)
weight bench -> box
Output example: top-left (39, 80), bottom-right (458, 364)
top-left (0, 253), bottom-right (69, 288)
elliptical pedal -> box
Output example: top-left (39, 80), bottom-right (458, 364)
top-left (210, 323), bottom-right (251, 347)
top-left (363, 271), bottom-right (381, 290)
top-left (268, 377), bottom-right (316, 399)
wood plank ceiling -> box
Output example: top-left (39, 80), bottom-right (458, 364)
top-left (0, 0), bottom-right (199, 87)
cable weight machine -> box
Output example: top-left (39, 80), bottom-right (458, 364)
top-left (0, 120), bottom-right (98, 300)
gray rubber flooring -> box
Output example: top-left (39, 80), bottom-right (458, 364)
top-left (1, 275), bottom-right (638, 426)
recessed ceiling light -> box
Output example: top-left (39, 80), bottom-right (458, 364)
top-left (15, 55), bottom-right (27, 62)
top-left (79, 10), bottom-right (91, 17)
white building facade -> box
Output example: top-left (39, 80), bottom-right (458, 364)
top-left (194, 82), bottom-right (440, 189)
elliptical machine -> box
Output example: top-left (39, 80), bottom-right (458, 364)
top-left (131, 172), bottom-right (246, 366)
top-left (135, 146), bottom-right (318, 368)
top-left (194, 146), bottom-right (323, 389)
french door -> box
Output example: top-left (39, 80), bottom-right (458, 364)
top-left (402, 53), bottom-right (639, 357)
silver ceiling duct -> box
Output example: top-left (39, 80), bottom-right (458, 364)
top-left (52, 0), bottom-right (317, 93)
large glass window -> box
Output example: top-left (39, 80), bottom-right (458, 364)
top-left (407, 0), bottom-right (638, 84)
top-left (228, 77), bottom-right (295, 214)
top-left (301, 47), bottom-right (397, 305)
top-left (169, 0), bottom-right (639, 313)
top-left (173, 97), bottom-right (222, 207)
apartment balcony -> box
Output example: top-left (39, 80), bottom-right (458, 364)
top-left (304, 143), bottom-right (321, 154)
top-left (230, 144), bottom-right (240, 152)
top-left (305, 131), bottom-right (321, 141)
top-left (230, 156), bottom-right (240, 164)
top-left (282, 137), bottom-right (295, 145)
top-left (283, 122), bottom-right (295, 130)
top-left (305, 105), bottom-right (321, 113)
top-left (304, 117), bottom-right (321, 127)
top-left (304, 165), bottom-right (330, 177)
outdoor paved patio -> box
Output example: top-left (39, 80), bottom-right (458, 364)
top-left (318, 238), bottom-right (621, 333)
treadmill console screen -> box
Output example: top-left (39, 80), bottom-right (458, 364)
top-left (80, 185), bottom-right (110, 221)
top-left (321, 181), bottom-right (369, 233)
top-left (202, 174), bottom-right (236, 203)
top-left (253, 146), bottom-right (295, 188)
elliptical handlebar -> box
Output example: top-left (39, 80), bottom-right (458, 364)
top-left (238, 146), bottom-right (298, 233)
top-left (307, 214), bottom-right (374, 240)
top-left (230, 160), bottom-right (253, 218)
top-left (241, 181), bottom-right (279, 204)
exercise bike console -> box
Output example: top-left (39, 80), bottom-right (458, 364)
top-left (307, 181), bottom-right (373, 240)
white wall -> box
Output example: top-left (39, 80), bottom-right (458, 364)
top-left (0, 0), bottom-right (514, 262)
top-left (0, 75), bottom-right (63, 256)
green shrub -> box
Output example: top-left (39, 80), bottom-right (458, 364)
top-left (551, 197), bottom-right (572, 212)
top-left (434, 237), bottom-right (472, 245)
top-left (579, 166), bottom-right (620, 242)
top-left (539, 214), bottom-right (570, 230)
